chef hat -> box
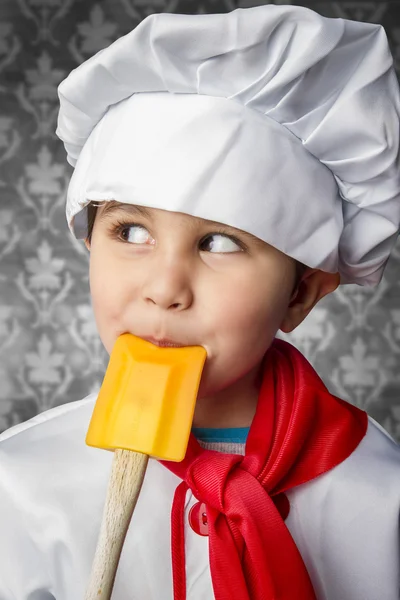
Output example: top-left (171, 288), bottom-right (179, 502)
top-left (56, 4), bottom-right (400, 286)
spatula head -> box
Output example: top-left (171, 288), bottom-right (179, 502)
top-left (86, 334), bottom-right (207, 461)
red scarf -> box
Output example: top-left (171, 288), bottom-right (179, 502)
top-left (160, 339), bottom-right (368, 600)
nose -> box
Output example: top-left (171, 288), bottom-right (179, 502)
top-left (141, 255), bottom-right (194, 311)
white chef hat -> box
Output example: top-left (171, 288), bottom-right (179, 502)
top-left (56, 4), bottom-right (400, 286)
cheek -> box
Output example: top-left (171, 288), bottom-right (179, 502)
top-left (195, 288), bottom-right (272, 397)
top-left (218, 297), bottom-right (277, 363)
top-left (207, 271), bottom-right (288, 340)
top-left (203, 267), bottom-right (292, 374)
top-left (88, 250), bottom-right (134, 349)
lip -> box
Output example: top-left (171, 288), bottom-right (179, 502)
top-left (142, 336), bottom-right (187, 348)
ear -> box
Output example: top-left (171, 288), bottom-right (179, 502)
top-left (84, 238), bottom-right (91, 252)
top-left (279, 269), bottom-right (340, 333)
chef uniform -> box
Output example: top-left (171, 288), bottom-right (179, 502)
top-left (1, 4), bottom-right (400, 599)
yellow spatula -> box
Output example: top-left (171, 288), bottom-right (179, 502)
top-left (84, 333), bottom-right (207, 599)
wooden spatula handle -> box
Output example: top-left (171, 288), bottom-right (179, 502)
top-left (85, 449), bottom-right (149, 600)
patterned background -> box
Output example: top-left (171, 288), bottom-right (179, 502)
top-left (0, 0), bottom-right (399, 440)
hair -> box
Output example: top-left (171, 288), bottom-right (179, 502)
top-left (85, 201), bottom-right (307, 291)
top-left (86, 201), bottom-right (98, 244)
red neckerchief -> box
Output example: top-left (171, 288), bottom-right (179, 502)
top-left (160, 338), bottom-right (368, 600)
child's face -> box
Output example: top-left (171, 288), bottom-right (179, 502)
top-left (85, 202), bottom-right (298, 406)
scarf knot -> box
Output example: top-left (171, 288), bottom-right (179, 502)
top-left (186, 451), bottom-right (244, 512)
top-left (186, 450), bottom-right (290, 528)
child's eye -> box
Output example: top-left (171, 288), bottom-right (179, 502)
top-left (119, 223), bottom-right (155, 245)
top-left (112, 222), bottom-right (244, 253)
top-left (199, 233), bottom-right (243, 253)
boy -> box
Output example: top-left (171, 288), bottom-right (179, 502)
top-left (0, 4), bottom-right (400, 599)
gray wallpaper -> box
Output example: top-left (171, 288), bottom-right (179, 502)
top-left (0, 0), bottom-right (399, 441)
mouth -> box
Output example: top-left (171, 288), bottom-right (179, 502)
top-left (142, 336), bottom-right (187, 348)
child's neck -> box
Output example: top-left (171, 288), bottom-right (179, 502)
top-left (192, 363), bottom-right (262, 429)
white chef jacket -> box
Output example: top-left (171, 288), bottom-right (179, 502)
top-left (0, 392), bottom-right (399, 600)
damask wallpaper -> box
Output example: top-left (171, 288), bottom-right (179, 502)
top-left (0, 0), bottom-right (399, 441)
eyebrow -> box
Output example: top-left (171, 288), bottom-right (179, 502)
top-left (97, 201), bottom-right (262, 244)
top-left (97, 202), bottom-right (152, 221)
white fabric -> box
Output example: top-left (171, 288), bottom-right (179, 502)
top-left (66, 92), bottom-right (342, 275)
top-left (0, 393), bottom-right (399, 599)
top-left (56, 5), bottom-right (400, 286)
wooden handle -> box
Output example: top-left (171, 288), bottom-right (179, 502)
top-left (85, 449), bottom-right (149, 600)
